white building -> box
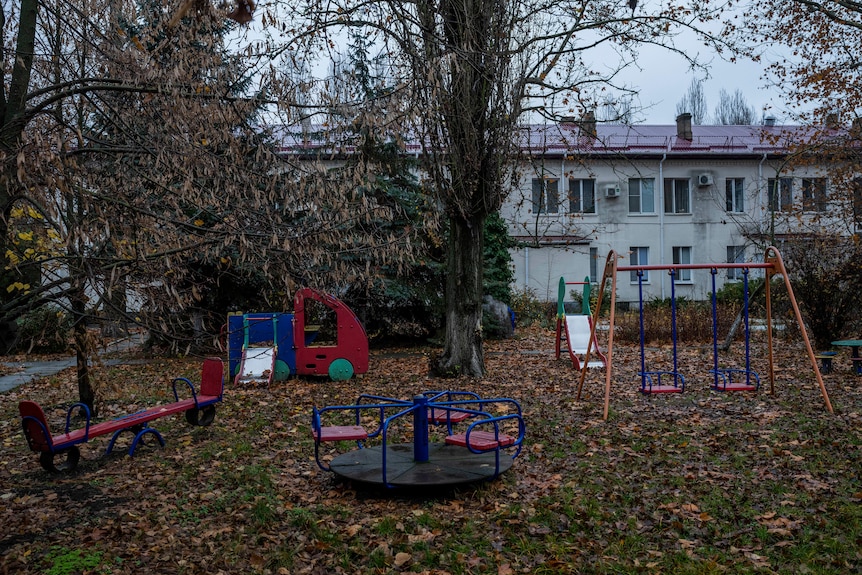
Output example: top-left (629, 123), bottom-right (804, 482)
top-left (503, 114), bottom-right (857, 304)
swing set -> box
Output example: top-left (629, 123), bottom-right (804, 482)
top-left (574, 246), bottom-right (833, 420)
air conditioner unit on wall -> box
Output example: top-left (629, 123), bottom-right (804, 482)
top-left (698, 173), bottom-right (714, 187)
top-left (604, 184), bottom-right (621, 198)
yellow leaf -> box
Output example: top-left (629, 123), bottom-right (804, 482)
top-left (194, 219), bottom-right (205, 226)
top-left (17, 231), bottom-right (33, 241)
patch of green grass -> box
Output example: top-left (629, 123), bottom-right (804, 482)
top-left (250, 496), bottom-right (276, 526)
top-left (367, 547), bottom-right (388, 568)
top-left (44, 547), bottom-right (103, 575)
top-left (373, 516), bottom-right (398, 535)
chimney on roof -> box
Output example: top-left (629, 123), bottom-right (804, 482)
top-left (851, 117), bottom-right (862, 138)
top-left (825, 112), bottom-right (840, 128)
top-left (676, 113), bottom-right (692, 140)
top-left (579, 111), bottom-right (597, 139)
top-left (763, 116), bottom-right (776, 127)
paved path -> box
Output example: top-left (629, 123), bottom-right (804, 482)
top-left (0, 334), bottom-right (146, 393)
top-left (0, 357), bottom-right (79, 393)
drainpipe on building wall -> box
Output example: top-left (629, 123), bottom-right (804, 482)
top-left (758, 153), bottom-right (767, 230)
top-left (524, 246), bottom-right (529, 290)
top-left (658, 153), bottom-right (667, 299)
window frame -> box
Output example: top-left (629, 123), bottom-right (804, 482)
top-left (801, 177), bottom-right (827, 212)
top-left (725, 178), bottom-right (745, 213)
top-left (767, 177), bottom-right (793, 212)
top-left (672, 246), bottom-right (692, 282)
top-left (726, 245), bottom-right (746, 281)
top-left (531, 177), bottom-right (559, 215)
top-left (568, 178), bottom-right (596, 214)
top-left (663, 178), bottom-right (691, 214)
top-left (628, 178), bottom-right (656, 214)
top-left (629, 246), bottom-right (649, 283)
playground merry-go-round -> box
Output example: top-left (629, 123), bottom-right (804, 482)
top-left (311, 391), bottom-right (525, 488)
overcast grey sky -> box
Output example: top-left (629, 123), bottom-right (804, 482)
top-left (610, 42), bottom-right (783, 125)
top-left (231, 4), bottom-right (786, 128)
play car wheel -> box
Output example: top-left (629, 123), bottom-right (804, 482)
top-left (328, 358), bottom-right (354, 381)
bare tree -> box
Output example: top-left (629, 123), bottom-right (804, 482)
top-left (292, 0), bottom-right (740, 376)
top-left (676, 78), bottom-right (708, 125)
top-left (714, 88), bottom-right (756, 125)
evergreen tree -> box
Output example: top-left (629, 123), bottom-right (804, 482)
top-left (332, 31), bottom-right (446, 341)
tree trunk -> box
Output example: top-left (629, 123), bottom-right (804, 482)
top-left (71, 287), bottom-right (96, 416)
top-left (434, 212), bottom-right (485, 377)
top-left (0, 0), bottom-right (40, 330)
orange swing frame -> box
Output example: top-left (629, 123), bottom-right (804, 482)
top-left (575, 246), bottom-right (833, 420)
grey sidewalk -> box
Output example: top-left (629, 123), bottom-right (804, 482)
top-left (0, 333), bottom-right (146, 393)
top-left (0, 358), bottom-right (77, 392)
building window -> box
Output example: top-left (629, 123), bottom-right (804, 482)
top-left (767, 177), bottom-right (793, 212)
top-left (663, 178), bottom-right (691, 214)
top-left (569, 179), bottom-right (596, 214)
top-left (532, 177), bottom-right (559, 214)
top-left (727, 245), bottom-right (746, 280)
top-left (726, 178), bottom-right (745, 212)
top-left (801, 178), bottom-right (827, 212)
top-left (590, 247), bottom-right (598, 282)
top-left (628, 178), bottom-right (655, 214)
top-left (672, 246), bottom-right (692, 282)
top-left (629, 246), bottom-right (649, 282)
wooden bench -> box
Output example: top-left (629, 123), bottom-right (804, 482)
top-left (19, 357), bottom-right (224, 473)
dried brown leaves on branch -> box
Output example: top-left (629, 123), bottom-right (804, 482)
top-left (2, 0), bottom-right (421, 357)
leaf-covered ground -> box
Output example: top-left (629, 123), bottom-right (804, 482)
top-left (1, 327), bottom-right (860, 574)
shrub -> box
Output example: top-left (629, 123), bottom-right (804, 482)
top-left (510, 287), bottom-right (555, 328)
top-left (15, 306), bottom-right (72, 354)
top-left (569, 282), bottom-right (613, 316)
top-left (614, 299), bottom-right (744, 345)
top-left (781, 237), bottom-right (862, 349)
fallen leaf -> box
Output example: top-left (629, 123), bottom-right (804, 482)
top-left (394, 552), bottom-right (411, 567)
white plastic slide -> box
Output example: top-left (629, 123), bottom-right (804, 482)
top-left (564, 315), bottom-right (605, 369)
top-left (235, 346), bottom-right (276, 385)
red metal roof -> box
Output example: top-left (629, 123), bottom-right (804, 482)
top-left (519, 123), bottom-right (831, 157)
top-left (273, 122), bottom-right (844, 158)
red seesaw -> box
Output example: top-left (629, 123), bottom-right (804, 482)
top-left (19, 357), bottom-right (224, 473)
